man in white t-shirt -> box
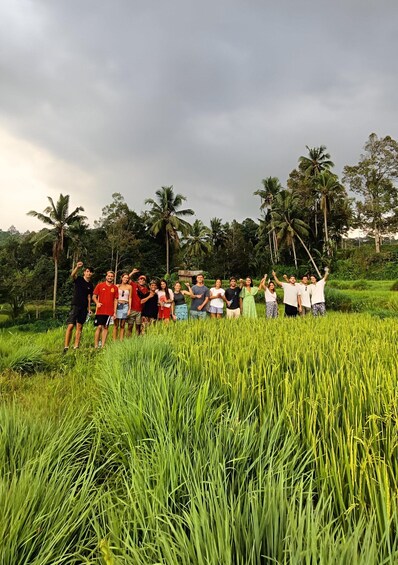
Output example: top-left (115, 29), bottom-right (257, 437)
top-left (272, 271), bottom-right (302, 317)
top-left (309, 267), bottom-right (329, 316)
top-left (296, 275), bottom-right (311, 316)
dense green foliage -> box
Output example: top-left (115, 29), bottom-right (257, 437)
top-left (1, 133), bottom-right (397, 320)
top-left (1, 314), bottom-right (398, 563)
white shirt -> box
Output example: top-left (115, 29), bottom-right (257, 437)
top-left (309, 279), bottom-right (325, 305)
top-left (297, 283), bottom-right (311, 308)
top-left (209, 287), bottom-right (225, 309)
top-left (281, 282), bottom-right (301, 307)
top-left (156, 289), bottom-right (174, 308)
top-left (265, 287), bottom-right (277, 303)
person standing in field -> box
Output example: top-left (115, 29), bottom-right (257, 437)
top-left (296, 274), bottom-right (312, 316)
top-left (272, 271), bottom-right (302, 317)
top-left (63, 261), bottom-right (94, 353)
top-left (208, 278), bottom-right (226, 319)
top-left (126, 269), bottom-right (149, 336)
top-left (187, 273), bottom-right (209, 319)
top-left (140, 279), bottom-right (159, 332)
top-left (171, 281), bottom-right (190, 321)
top-left (156, 279), bottom-right (174, 324)
top-left (113, 273), bottom-right (132, 341)
top-left (93, 271), bottom-right (118, 348)
top-left (259, 274), bottom-right (278, 318)
top-left (239, 276), bottom-right (259, 318)
top-left (309, 267), bottom-right (329, 316)
top-left (225, 277), bottom-right (241, 319)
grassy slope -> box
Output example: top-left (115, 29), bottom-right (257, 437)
top-left (1, 314), bottom-right (398, 563)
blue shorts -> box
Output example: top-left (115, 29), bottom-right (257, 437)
top-left (190, 310), bottom-right (207, 320)
top-left (116, 302), bottom-right (129, 319)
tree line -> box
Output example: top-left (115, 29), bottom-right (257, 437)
top-left (0, 133), bottom-right (397, 318)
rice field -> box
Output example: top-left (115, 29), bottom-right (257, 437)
top-left (1, 313), bottom-right (398, 563)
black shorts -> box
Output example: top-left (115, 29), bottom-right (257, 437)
top-left (66, 306), bottom-right (87, 326)
top-left (94, 314), bottom-right (112, 328)
top-left (284, 304), bottom-right (298, 317)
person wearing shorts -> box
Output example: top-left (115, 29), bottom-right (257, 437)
top-left (93, 271), bottom-right (118, 348)
top-left (113, 273), bottom-right (132, 341)
top-left (208, 278), bottom-right (226, 319)
top-left (272, 271), bottom-right (302, 317)
top-left (225, 277), bottom-right (241, 319)
top-left (187, 274), bottom-right (209, 320)
top-left (63, 261), bottom-right (94, 353)
top-left (127, 269), bottom-right (149, 336)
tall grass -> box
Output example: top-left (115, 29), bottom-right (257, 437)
top-left (1, 314), bottom-right (398, 563)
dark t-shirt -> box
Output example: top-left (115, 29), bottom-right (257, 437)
top-left (174, 292), bottom-right (186, 306)
top-left (225, 287), bottom-right (240, 309)
top-left (139, 290), bottom-right (158, 319)
top-left (190, 285), bottom-right (209, 311)
top-left (72, 276), bottom-right (94, 308)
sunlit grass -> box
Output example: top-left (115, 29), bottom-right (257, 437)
top-left (1, 313), bottom-right (398, 562)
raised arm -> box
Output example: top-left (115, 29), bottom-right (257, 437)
top-left (71, 261), bottom-right (83, 279)
top-left (258, 274), bottom-right (268, 290)
top-left (128, 267), bottom-right (140, 279)
top-left (272, 271), bottom-right (283, 287)
top-left (323, 267), bottom-right (330, 282)
top-left (184, 282), bottom-right (195, 298)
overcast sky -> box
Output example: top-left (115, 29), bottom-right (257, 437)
top-left (0, 0), bottom-right (397, 232)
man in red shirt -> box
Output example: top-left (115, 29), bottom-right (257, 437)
top-left (93, 271), bottom-right (118, 348)
top-left (127, 268), bottom-right (149, 336)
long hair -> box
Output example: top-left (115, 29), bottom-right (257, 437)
top-left (160, 278), bottom-right (170, 300)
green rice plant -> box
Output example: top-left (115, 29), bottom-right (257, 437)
top-left (0, 401), bottom-right (104, 564)
top-left (0, 340), bottom-right (46, 374)
top-left (2, 312), bottom-right (398, 563)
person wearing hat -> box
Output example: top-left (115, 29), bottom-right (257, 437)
top-left (126, 268), bottom-right (149, 336)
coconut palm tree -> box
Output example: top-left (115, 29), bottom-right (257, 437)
top-left (209, 217), bottom-right (228, 250)
top-left (145, 186), bottom-right (194, 275)
top-left (182, 219), bottom-right (211, 268)
top-left (314, 171), bottom-right (344, 256)
top-left (272, 191), bottom-right (321, 277)
top-left (27, 194), bottom-right (86, 316)
top-left (299, 146), bottom-right (334, 237)
top-left (254, 176), bottom-right (282, 262)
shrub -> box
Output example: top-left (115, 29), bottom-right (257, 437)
top-left (351, 279), bottom-right (368, 290)
top-left (324, 288), bottom-right (353, 312)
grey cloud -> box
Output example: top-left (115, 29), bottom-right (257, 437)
top-left (0, 0), bottom-right (397, 229)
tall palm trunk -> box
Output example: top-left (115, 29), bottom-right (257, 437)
top-left (314, 199), bottom-right (318, 237)
top-left (295, 232), bottom-right (322, 278)
top-left (272, 228), bottom-right (279, 262)
top-left (166, 233), bottom-right (170, 275)
top-left (323, 206), bottom-right (330, 256)
top-left (268, 231), bottom-right (274, 263)
top-left (291, 237), bottom-right (298, 269)
top-left (52, 258), bottom-right (58, 318)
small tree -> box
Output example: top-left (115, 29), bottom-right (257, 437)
top-left (343, 133), bottom-right (398, 253)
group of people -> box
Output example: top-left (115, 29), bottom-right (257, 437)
top-left (63, 262), bottom-right (329, 351)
